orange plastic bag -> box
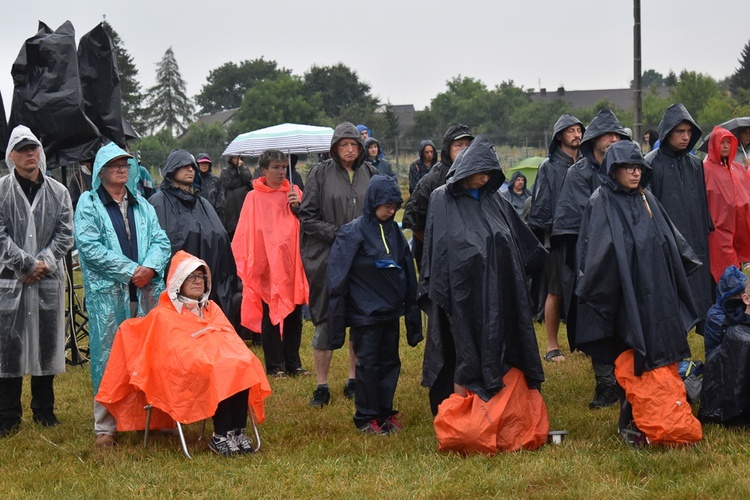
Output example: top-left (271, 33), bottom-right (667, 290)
top-left (434, 368), bottom-right (549, 455)
top-left (615, 350), bottom-right (702, 446)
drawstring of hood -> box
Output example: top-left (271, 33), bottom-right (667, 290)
top-left (638, 187), bottom-right (653, 219)
top-left (379, 223), bottom-right (390, 254)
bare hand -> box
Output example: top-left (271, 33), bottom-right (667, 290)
top-left (131, 266), bottom-right (156, 288)
top-left (22, 261), bottom-right (49, 284)
top-left (288, 191), bottom-right (300, 208)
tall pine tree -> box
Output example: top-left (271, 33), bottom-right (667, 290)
top-left (101, 20), bottom-right (144, 130)
top-left (144, 47), bottom-right (194, 136)
top-left (730, 38), bottom-right (750, 100)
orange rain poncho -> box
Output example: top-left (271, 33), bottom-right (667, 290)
top-left (96, 251), bottom-right (271, 431)
top-left (232, 176), bottom-right (308, 332)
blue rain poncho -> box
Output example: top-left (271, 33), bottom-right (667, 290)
top-left (0, 126), bottom-right (74, 377)
top-left (74, 142), bottom-right (171, 392)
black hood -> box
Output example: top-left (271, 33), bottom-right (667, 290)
top-left (363, 174), bottom-right (403, 220)
top-left (446, 135), bottom-right (504, 195)
top-left (364, 137), bottom-right (383, 160)
top-left (161, 148), bottom-right (197, 189)
top-left (549, 114), bottom-right (585, 155)
top-left (507, 171), bottom-right (527, 190)
top-left (440, 123), bottom-right (474, 168)
top-left (419, 139), bottom-right (437, 164)
top-left (579, 109), bottom-right (630, 161)
top-left (657, 103), bottom-right (702, 153)
top-left (330, 121), bottom-right (365, 168)
top-left (599, 140), bottom-right (651, 191)
top-left (195, 152), bottom-right (212, 171)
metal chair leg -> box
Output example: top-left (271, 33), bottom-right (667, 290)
top-left (176, 422), bottom-right (192, 459)
top-left (247, 403), bottom-right (261, 452)
top-left (198, 420), bottom-right (206, 441)
top-left (143, 405), bottom-right (152, 447)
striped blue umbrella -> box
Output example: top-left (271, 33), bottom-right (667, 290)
top-left (222, 123), bottom-right (334, 157)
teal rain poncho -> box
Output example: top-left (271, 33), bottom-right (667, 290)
top-left (0, 126), bottom-right (74, 377)
top-left (74, 142), bottom-right (171, 392)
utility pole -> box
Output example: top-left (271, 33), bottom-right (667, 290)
top-left (633, 0), bottom-right (642, 145)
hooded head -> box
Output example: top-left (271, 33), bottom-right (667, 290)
top-left (92, 142), bottom-right (137, 192)
top-left (579, 110), bottom-right (630, 161)
top-left (657, 103), bottom-right (702, 153)
top-left (6, 125), bottom-right (47, 176)
top-left (706, 126), bottom-right (738, 166)
top-left (446, 135), bottom-right (504, 195)
top-left (549, 114), bottom-right (585, 156)
top-left (356, 124), bottom-right (372, 141)
top-left (166, 250), bottom-right (212, 313)
top-left (195, 152), bottom-right (213, 172)
top-left (507, 171), bottom-right (528, 192)
top-left (364, 137), bottom-right (383, 161)
top-left (418, 139), bottom-right (437, 165)
top-left (330, 122), bottom-right (365, 168)
top-left (440, 123), bottom-right (475, 168)
top-left (161, 149), bottom-right (198, 189)
top-left (601, 140), bottom-right (651, 190)
top-left (363, 174), bottom-right (403, 221)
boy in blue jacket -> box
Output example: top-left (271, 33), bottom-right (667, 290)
top-left (327, 175), bottom-right (423, 434)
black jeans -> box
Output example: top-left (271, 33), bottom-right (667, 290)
top-left (261, 302), bottom-right (303, 375)
top-left (351, 319), bottom-right (401, 428)
top-left (0, 375), bottom-right (55, 425)
top-left (212, 389), bottom-right (249, 435)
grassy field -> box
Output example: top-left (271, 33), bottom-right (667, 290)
top-left (2, 321), bottom-right (750, 498)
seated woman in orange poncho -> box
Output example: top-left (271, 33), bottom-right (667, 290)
top-left (96, 250), bottom-right (271, 456)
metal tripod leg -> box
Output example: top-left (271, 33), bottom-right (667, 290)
top-left (247, 402), bottom-right (261, 452)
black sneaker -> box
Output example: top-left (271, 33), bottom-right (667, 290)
top-left (231, 429), bottom-right (255, 455)
top-left (343, 379), bottom-right (356, 400)
top-left (208, 432), bottom-right (240, 457)
top-left (589, 383), bottom-right (619, 409)
top-left (358, 419), bottom-right (387, 435)
top-left (0, 418), bottom-right (21, 438)
top-left (33, 411), bottom-right (61, 427)
top-left (309, 386), bottom-right (331, 408)
top-left (381, 414), bottom-right (403, 434)
top-left (619, 423), bottom-right (649, 446)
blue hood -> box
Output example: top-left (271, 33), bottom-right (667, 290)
top-left (363, 174), bottom-right (403, 219)
top-left (92, 142), bottom-right (137, 193)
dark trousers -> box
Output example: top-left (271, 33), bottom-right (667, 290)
top-left (351, 319), bottom-right (401, 428)
top-left (261, 302), bottom-right (303, 374)
top-left (592, 358), bottom-right (616, 387)
top-left (0, 375), bottom-right (55, 425)
top-left (212, 389), bottom-right (249, 435)
top-left (429, 309), bottom-right (456, 416)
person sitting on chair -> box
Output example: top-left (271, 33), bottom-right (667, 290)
top-left (96, 250), bottom-right (272, 457)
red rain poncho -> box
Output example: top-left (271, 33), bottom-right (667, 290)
top-left (96, 251), bottom-right (271, 430)
top-left (704, 126), bottom-right (750, 282)
top-left (232, 177), bottom-right (308, 332)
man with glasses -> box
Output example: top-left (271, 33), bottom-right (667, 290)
top-left (75, 142), bottom-right (170, 447)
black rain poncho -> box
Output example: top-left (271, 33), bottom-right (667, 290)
top-left (419, 136), bottom-right (546, 404)
top-left (575, 141), bottom-right (699, 375)
top-left (195, 153), bottom-right (225, 219)
top-left (220, 158), bottom-right (254, 237)
top-left (645, 103), bottom-right (713, 320)
top-left (327, 175), bottom-right (421, 350)
top-left (299, 122), bottom-right (378, 324)
top-left (149, 149), bottom-right (242, 331)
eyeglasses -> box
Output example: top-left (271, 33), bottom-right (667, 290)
top-left (106, 162), bottom-right (129, 170)
top-left (185, 273), bottom-right (207, 283)
top-left (623, 165), bottom-right (643, 174)
top-left (382, 203), bottom-right (401, 212)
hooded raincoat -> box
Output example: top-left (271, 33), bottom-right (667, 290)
top-left (645, 103), bottom-right (713, 318)
top-left (575, 141), bottom-right (699, 375)
top-left (327, 175), bottom-right (422, 350)
top-left (195, 153), bottom-right (225, 219)
top-left (363, 138), bottom-right (394, 177)
top-left (408, 140), bottom-right (438, 194)
top-left (75, 142), bottom-right (171, 392)
top-left (95, 251), bottom-right (271, 430)
top-left (419, 136), bottom-right (546, 404)
top-left (502, 171), bottom-right (531, 216)
top-left (298, 122), bottom-right (378, 324)
top-left (0, 126), bottom-right (74, 377)
top-left (149, 149), bottom-right (241, 331)
top-left (220, 157), bottom-right (254, 237)
top-left (704, 265), bottom-right (747, 358)
top-left (703, 127), bottom-right (750, 282)
top-left (232, 176), bottom-right (308, 332)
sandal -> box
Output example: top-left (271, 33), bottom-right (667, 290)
top-left (288, 367), bottom-right (311, 377)
top-left (544, 349), bottom-right (565, 363)
top-left (270, 371), bottom-right (286, 379)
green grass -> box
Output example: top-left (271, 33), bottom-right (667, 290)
top-left (3, 321), bottom-right (750, 498)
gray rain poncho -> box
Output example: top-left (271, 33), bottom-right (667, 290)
top-left (0, 126), bottom-right (74, 377)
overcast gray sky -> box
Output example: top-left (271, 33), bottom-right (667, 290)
top-left (1, 0), bottom-right (747, 119)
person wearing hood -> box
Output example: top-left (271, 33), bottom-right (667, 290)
top-left (0, 126), bottom-right (74, 437)
top-left (408, 140), bottom-right (437, 194)
top-left (502, 171), bottom-right (531, 216)
top-left (419, 135), bottom-right (547, 416)
top-left (703, 265), bottom-right (748, 360)
top-left (195, 153), bottom-right (224, 219)
top-left (736, 127), bottom-right (750, 168)
top-left (703, 126), bottom-right (750, 283)
top-left (646, 103), bottom-right (713, 328)
top-left (528, 114), bottom-right (584, 364)
top-left (220, 155), bottom-right (254, 240)
top-left (327, 175), bottom-right (422, 434)
top-left (149, 149), bottom-right (243, 335)
top-left (576, 140), bottom-right (701, 445)
top-left (233, 149), bottom-right (309, 378)
top-left (356, 124), bottom-right (372, 143)
top-left (402, 123), bottom-right (474, 270)
top-left (364, 137), bottom-right (394, 177)
top-left (552, 109), bottom-right (630, 409)
top-left (75, 142), bottom-right (171, 447)
top-left (96, 251), bottom-right (272, 457)
top-left (299, 122), bottom-right (378, 408)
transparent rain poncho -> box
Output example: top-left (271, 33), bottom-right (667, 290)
top-left (0, 126), bottom-right (74, 377)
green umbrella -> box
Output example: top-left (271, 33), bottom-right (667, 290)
top-left (506, 156), bottom-right (546, 188)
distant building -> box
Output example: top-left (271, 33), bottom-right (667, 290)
top-left (529, 85), bottom-right (671, 110)
top-left (178, 108), bottom-right (239, 140)
top-left (375, 104), bottom-right (415, 140)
